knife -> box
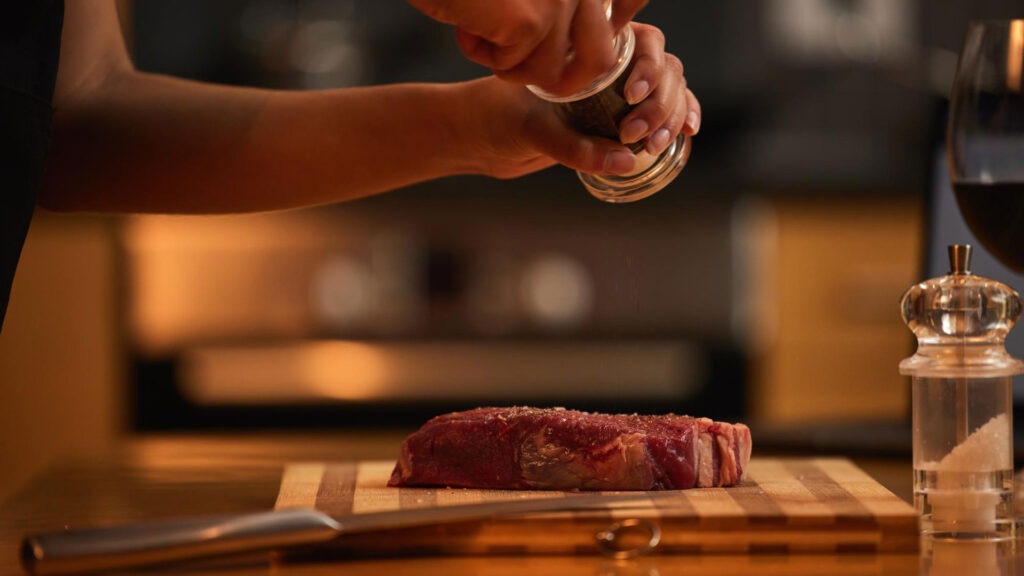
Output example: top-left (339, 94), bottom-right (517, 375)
top-left (21, 491), bottom-right (660, 575)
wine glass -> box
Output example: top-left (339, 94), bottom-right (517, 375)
top-left (943, 20), bottom-right (1024, 545)
top-left (948, 20), bottom-right (1024, 272)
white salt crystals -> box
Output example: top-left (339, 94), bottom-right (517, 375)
top-left (918, 414), bottom-right (1015, 537)
top-left (922, 414), bottom-right (1012, 474)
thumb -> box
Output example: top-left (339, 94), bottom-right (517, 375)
top-left (455, 28), bottom-right (497, 68)
top-left (525, 105), bottom-right (636, 175)
top-left (456, 28), bottom-right (539, 74)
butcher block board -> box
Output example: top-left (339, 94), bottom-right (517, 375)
top-left (274, 458), bottom-right (918, 556)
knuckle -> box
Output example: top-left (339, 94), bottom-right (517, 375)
top-left (649, 99), bottom-right (674, 121)
top-left (632, 22), bottom-right (664, 47)
top-left (574, 140), bottom-right (606, 174)
top-left (654, 112), bottom-right (685, 140)
top-left (494, 18), bottom-right (542, 54)
top-left (646, 25), bottom-right (665, 45)
top-left (666, 54), bottom-right (684, 76)
top-left (632, 21), bottom-right (654, 34)
top-left (633, 99), bottom-right (672, 125)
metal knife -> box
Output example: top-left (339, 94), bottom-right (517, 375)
top-left (21, 491), bottom-right (659, 575)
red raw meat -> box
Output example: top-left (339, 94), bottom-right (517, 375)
top-left (388, 407), bottom-right (752, 490)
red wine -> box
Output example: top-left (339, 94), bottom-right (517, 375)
top-left (953, 181), bottom-right (1024, 272)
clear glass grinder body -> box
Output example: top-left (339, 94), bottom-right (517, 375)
top-left (900, 244), bottom-right (1024, 540)
top-left (528, 25), bottom-right (691, 203)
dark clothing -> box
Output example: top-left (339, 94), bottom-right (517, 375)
top-left (0, 1), bottom-right (64, 329)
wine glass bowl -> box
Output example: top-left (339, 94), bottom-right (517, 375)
top-left (948, 20), bottom-right (1024, 272)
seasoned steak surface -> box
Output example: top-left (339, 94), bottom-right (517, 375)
top-left (388, 407), bottom-right (752, 490)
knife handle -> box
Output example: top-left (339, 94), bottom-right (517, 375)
top-left (21, 508), bottom-right (341, 576)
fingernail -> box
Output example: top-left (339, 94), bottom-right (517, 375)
top-left (604, 150), bottom-right (635, 174)
top-left (647, 128), bottom-right (671, 154)
top-left (619, 118), bottom-right (648, 144)
top-left (686, 109), bottom-right (700, 133)
top-left (626, 80), bottom-right (650, 105)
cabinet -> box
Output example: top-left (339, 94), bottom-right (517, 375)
top-left (745, 195), bottom-right (921, 424)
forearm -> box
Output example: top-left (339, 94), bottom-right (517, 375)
top-left (40, 70), bottom-right (479, 214)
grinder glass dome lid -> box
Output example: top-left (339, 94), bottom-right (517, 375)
top-left (900, 244), bottom-right (1024, 378)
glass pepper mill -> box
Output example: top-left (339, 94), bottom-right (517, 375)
top-left (528, 24), bottom-right (691, 203)
top-left (900, 244), bottom-right (1023, 540)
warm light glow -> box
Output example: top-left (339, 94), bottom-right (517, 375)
top-left (304, 341), bottom-right (389, 400)
top-left (181, 341), bottom-right (391, 403)
top-left (180, 340), bottom-right (694, 406)
top-left (1009, 20), bottom-right (1024, 93)
top-left (520, 253), bottom-right (593, 329)
top-left (122, 212), bottom-right (353, 356)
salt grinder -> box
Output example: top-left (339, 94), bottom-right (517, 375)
top-left (900, 244), bottom-right (1023, 540)
top-left (528, 24), bottom-right (691, 203)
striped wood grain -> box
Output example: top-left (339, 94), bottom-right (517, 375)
top-left (274, 458), bottom-right (918, 555)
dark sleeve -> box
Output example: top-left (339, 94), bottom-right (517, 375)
top-left (0, 0), bottom-right (64, 331)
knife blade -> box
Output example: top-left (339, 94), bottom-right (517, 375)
top-left (22, 491), bottom-right (661, 575)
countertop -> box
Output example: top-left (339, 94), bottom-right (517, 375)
top-left (0, 431), bottom-right (981, 575)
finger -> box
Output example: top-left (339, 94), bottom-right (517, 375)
top-left (608, 0), bottom-right (649, 31)
top-left (456, 28), bottom-right (499, 68)
top-left (552, 0), bottom-right (617, 95)
top-left (619, 53), bottom-right (685, 148)
top-left (456, 16), bottom-right (551, 75)
top-left (492, 6), bottom-right (574, 90)
top-left (683, 87), bottom-right (701, 135)
top-left (623, 22), bottom-right (666, 105)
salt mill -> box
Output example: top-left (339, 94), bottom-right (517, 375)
top-left (528, 23), bottom-right (691, 203)
top-left (900, 244), bottom-right (1023, 540)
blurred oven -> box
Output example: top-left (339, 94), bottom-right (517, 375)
top-left (116, 0), bottom-right (937, 430)
top-left (121, 186), bottom-right (748, 429)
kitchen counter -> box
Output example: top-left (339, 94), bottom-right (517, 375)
top-left (0, 432), bottom-right (986, 575)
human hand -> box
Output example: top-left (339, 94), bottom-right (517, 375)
top-left (615, 22), bottom-right (700, 156)
top-left (454, 22), bottom-right (700, 179)
top-left (407, 0), bottom-right (649, 97)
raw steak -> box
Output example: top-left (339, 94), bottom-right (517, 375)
top-left (388, 407), bottom-right (752, 490)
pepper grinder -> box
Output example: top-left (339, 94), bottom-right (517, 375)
top-left (528, 23), bottom-right (691, 203)
top-left (900, 244), bottom-right (1023, 540)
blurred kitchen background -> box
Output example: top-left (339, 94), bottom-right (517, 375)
top-left (2, 0), bottom-right (1023, 502)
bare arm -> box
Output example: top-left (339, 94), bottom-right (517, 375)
top-left (44, 73), bottom-right (494, 213)
top-left (40, 1), bottom-right (697, 215)
top-left (41, 1), bottom-right (502, 213)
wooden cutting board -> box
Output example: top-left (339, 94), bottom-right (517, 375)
top-left (273, 458), bottom-right (918, 556)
